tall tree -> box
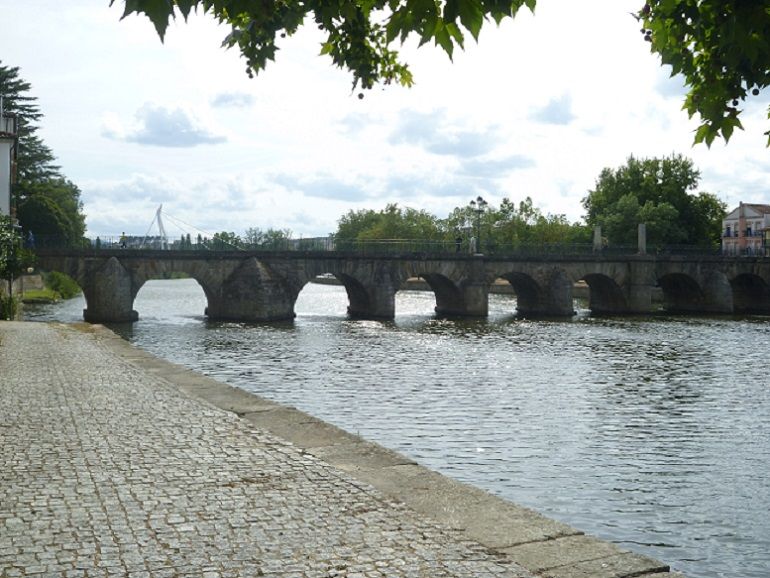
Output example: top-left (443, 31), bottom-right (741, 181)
top-left (0, 62), bottom-right (86, 244)
top-left (0, 63), bottom-right (59, 181)
top-left (582, 154), bottom-right (726, 247)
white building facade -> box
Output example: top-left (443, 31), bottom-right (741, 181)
top-left (722, 203), bottom-right (770, 256)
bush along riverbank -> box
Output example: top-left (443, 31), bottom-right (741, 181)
top-left (21, 272), bottom-right (81, 304)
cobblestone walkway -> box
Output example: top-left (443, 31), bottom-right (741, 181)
top-left (0, 322), bottom-right (533, 578)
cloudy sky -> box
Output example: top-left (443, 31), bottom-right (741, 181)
top-left (2, 0), bottom-right (768, 239)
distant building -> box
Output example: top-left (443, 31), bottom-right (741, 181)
top-left (722, 203), bottom-right (770, 256)
top-left (0, 101), bottom-right (18, 217)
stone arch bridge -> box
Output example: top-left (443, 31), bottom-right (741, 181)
top-left (34, 249), bottom-right (770, 323)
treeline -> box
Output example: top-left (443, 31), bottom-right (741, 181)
top-left (335, 198), bottom-right (590, 250)
top-left (333, 154), bottom-right (726, 249)
top-left (192, 227), bottom-right (294, 250)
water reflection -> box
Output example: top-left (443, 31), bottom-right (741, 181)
top-left (24, 278), bottom-right (770, 578)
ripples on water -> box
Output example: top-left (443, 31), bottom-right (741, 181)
top-left (26, 279), bottom-right (770, 578)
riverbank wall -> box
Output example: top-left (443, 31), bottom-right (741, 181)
top-left (0, 323), bottom-right (681, 578)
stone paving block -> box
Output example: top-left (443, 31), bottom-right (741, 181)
top-left (352, 463), bottom-right (582, 549)
top-left (536, 551), bottom-right (670, 578)
top-left (500, 534), bottom-right (626, 572)
top-left (307, 439), bottom-right (417, 471)
top-left (241, 406), bottom-right (365, 448)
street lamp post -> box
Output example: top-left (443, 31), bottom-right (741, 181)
top-left (469, 195), bottom-right (488, 254)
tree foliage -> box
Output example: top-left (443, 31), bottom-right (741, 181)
top-left (639, 1), bottom-right (770, 145)
top-left (0, 215), bottom-right (34, 281)
top-left (334, 198), bottom-right (588, 250)
top-left (15, 179), bottom-right (86, 246)
top-left (114, 0), bottom-right (535, 91)
top-left (582, 154), bottom-right (726, 247)
top-left (448, 196), bottom-right (590, 248)
top-left (210, 231), bottom-right (243, 249)
top-left (336, 203), bottom-right (443, 240)
top-left (243, 226), bottom-right (292, 248)
top-left (0, 64), bottom-right (59, 182)
top-left (0, 62), bottom-right (86, 244)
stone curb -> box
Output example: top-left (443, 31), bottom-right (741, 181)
top-left (86, 323), bottom-right (685, 578)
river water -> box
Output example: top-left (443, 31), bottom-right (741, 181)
top-left (25, 278), bottom-right (770, 578)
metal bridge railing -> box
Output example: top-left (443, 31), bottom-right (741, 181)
top-left (31, 235), bottom-right (739, 258)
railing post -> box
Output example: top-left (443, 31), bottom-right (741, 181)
top-left (593, 226), bottom-right (603, 252)
top-left (638, 223), bottom-right (647, 255)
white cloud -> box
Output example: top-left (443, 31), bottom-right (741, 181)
top-left (102, 103), bottom-right (227, 147)
top-left (210, 92), bottom-right (257, 109)
top-left (530, 94), bottom-right (575, 125)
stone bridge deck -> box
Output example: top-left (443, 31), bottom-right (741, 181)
top-left (0, 321), bottom-right (683, 577)
top-left (34, 248), bottom-right (770, 322)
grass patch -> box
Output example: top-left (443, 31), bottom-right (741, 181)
top-left (22, 288), bottom-right (61, 304)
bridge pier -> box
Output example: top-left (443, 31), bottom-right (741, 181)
top-left (429, 260), bottom-right (489, 317)
top-left (500, 269), bottom-right (574, 318)
top-left (518, 270), bottom-right (574, 317)
top-left (206, 258), bottom-right (297, 322)
top-left (623, 261), bottom-right (655, 314)
top-left (345, 279), bottom-right (396, 319)
top-left (658, 271), bottom-right (734, 314)
top-left (701, 272), bottom-right (735, 313)
top-left (81, 257), bottom-right (138, 323)
top-left (458, 282), bottom-right (489, 317)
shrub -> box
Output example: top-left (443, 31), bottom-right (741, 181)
top-left (0, 295), bottom-right (19, 320)
top-left (45, 271), bottom-right (81, 299)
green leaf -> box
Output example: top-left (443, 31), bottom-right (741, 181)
top-left (445, 22), bottom-right (465, 48)
top-left (458, 0), bottom-right (484, 40)
top-left (434, 25), bottom-right (454, 58)
top-left (444, 0), bottom-right (460, 23)
top-left (121, 0), bottom-right (175, 40)
top-left (693, 123), bottom-right (711, 146)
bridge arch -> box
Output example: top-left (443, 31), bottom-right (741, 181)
top-left (490, 267), bottom-right (573, 317)
top-left (731, 273), bottom-right (770, 314)
top-left (396, 261), bottom-right (488, 317)
top-left (499, 272), bottom-right (542, 316)
top-left (130, 260), bottom-right (224, 316)
top-left (580, 273), bottom-right (628, 314)
top-left (414, 273), bottom-right (463, 316)
top-left (657, 273), bottom-right (704, 313)
top-left (335, 273), bottom-right (379, 318)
